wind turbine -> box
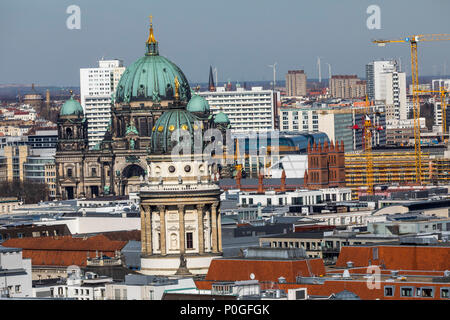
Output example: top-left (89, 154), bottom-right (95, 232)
top-left (326, 63), bottom-right (332, 80)
top-left (268, 62), bottom-right (277, 90)
top-left (317, 57), bottom-right (322, 83)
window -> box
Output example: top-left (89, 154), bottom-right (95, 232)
top-left (149, 290), bottom-right (154, 300)
top-left (419, 287), bottom-right (434, 298)
top-left (384, 286), bottom-right (395, 297)
top-left (267, 198), bottom-right (272, 206)
top-left (186, 232), bottom-right (193, 249)
top-left (15, 285), bottom-right (21, 293)
top-left (373, 247), bottom-right (379, 260)
top-left (440, 288), bottom-right (449, 299)
top-left (400, 287), bottom-right (414, 297)
top-left (67, 168), bottom-right (73, 177)
top-left (91, 167), bottom-right (97, 177)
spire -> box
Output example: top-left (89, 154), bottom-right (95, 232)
top-left (146, 15), bottom-right (159, 56)
top-left (209, 66), bottom-right (215, 92)
top-left (340, 140), bottom-right (345, 152)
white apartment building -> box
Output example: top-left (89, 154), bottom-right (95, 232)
top-left (198, 87), bottom-right (277, 132)
top-left (366, 60), bottom-right (407, 120)
top-left (0, 246), bottom-right (33, 298)
top-left (80, 59), bottom-right (125, 149)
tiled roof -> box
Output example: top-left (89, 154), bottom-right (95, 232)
top-left (336, 245), bottom-right (450, 271)
top-left (1, 235), bottom-right (127, 267)
top-left (204, 258), bottom-right (326, 283)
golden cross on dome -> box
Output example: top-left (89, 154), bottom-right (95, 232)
top-left (174, 76), bottom-right (180, 100)
top-left (147, 14), bottom-right (156, 44)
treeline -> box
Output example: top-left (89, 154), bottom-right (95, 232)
top-left (0, 180), bottom-right (50, 204)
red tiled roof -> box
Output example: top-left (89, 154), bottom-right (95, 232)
top-left (204, 258), bottom-right (326, 283)
top-left (2, 235), bottom-right (127, 267)
top-left (336, 245), bottom-right (450, 271)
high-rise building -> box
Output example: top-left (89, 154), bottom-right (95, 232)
top-left (80, 59), bottom-right (126, 149)
top-left (285, 70), bottom-right (307, 97)
top-left (366, 60), bottom-right (407, 120)
top-left (329, 75), bottom-right (366, 99)
top-left (198, 87), bottom-right (277, 132)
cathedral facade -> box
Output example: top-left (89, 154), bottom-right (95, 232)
top-left (55, 20), bottom-right (230, 200)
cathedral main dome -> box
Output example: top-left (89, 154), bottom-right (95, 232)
top-left (114, 21), bottom-right (191, 104)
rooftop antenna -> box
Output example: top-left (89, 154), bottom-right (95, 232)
top-left (268, 62), bottom-right (277, 90)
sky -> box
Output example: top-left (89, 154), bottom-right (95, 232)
top-left (0, 0), bottom-right (449, 86)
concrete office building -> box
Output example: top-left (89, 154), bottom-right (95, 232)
top-left (366, 60), bottom-right (407, 120)
top-left (80, 59), bottom-right (126, 149)
top-left (285, 70), bottom-right (307, 97)
top-left (197, 87), bottom-right (276, 132)
top-left (329, 75), bottom-right (366, 99)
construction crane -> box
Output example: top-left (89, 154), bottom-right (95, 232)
top-left (415, 88), bottom-right (448, 139)
top-left (349, 96), bottom-right (383, 194)
top-left (372, 34), bottom-right (450, 184)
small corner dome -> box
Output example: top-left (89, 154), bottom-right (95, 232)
top-left (187, 95), bottom-right (210, 114)
top-left (60, 96), bottom-right (83, 116)
top-left (214, 111), bottom-right (230, 124)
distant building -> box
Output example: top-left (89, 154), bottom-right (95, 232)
top-left (304, 140), bottom-right (346, 190)
top-left (285, 70), bottom-right (307, 97)
top-left (329, 75), bottom-right (366, 99)
top-left (197, 87), bottom-right (277, 132)
top-left (366, 60), bottom-right (407, 120)
top-left (80, 59), bottom-right (125, 149)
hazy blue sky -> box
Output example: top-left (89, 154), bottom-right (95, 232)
top-left (1, 0), bottom-right (449, 86)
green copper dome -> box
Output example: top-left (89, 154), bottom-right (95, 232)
top-left (214, 111), bottom-right (230, 124)
top-left (187, 95), bottom-right (210, 114)
top-left (60, 96), bottom-right (83, 116)
top-left (114, 23), bottom-right (191, 104)
top-left (151, 108), bottom-right (201, 154)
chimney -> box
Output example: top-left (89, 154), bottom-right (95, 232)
top-left (280, 170), bottom-right (286, 192)
top-left (303, 170), bottom-right (308, 186)
top-left (236, 170), bottom-right (242, 190)
top-left (257, 170), bottom-right (264, 194)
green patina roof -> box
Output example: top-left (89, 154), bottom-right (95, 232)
top-left (60, 96), bottom-right (83, 116)
top-left (114, 45), bottom-right (191, 104)
top-left (151, 108), bottom-right (201, 154)
top-left (187, 95), bottom-right (210, 114)
top-left (214, 111), bottom-right (230, 124)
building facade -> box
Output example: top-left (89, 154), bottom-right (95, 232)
top-left (197, 87), bottom-right (276, 133)
top-left (329, 75), bottom-right (366, 99)
top-left (285, 70), bottom-right (307, 97)
top-left (80, 59), bottom-right (126, 150)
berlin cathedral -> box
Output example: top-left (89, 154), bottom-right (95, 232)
top-left (55, 19), bottom-right (231, 201)
top-left (56, 18), bottom-right (233, 274)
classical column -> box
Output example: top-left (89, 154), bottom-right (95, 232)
top-left (145, 206), bottom-right (152, 255)
top-left (140, 205), bottom-right (147, 255)
top-left (178, 204), bottom-right (185, 254)
top-left (197, 204), bottom-right (205, 254)
top-left (158, 205), bottom-right (166, 255)
top-left (211, 203), bottom-right (218, 253)
top-left (217, 205), bottom-right (222, 253)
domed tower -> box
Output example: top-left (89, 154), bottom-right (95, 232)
top-left (55, 93), bottom-right (88, 200)
top-left (139, 102), bottom-right (223, 275)
top-left (109, 17), bottom-right (191, 151)
top-left (56, 93), bottom-right (88, 152)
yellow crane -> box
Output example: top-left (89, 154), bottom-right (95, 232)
top-left (373, 34), bottom-right (450, 184)
top-left (364, 96), bottom-right (374, 194)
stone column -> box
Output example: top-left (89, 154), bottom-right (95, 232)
top-left (158, 205), bottom-right (166, 255)
top-left (145, 206), bottom-right (152, 255)
top-left (140, 205), bottom-right (147, 255)
top-left (211, 203), bottom-right (218, 253)
top-left (217, 204), bottom-right (222, 253)
top-left (178, 204), bottom-right (185, 254)
top-left (197, 204), bottom-right (205, 254)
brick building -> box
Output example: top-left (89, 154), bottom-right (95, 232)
top-left (304, 140), bottom-right (346, 190)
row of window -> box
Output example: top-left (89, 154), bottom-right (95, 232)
top-left (385, 286), bottom-right (450, 299)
